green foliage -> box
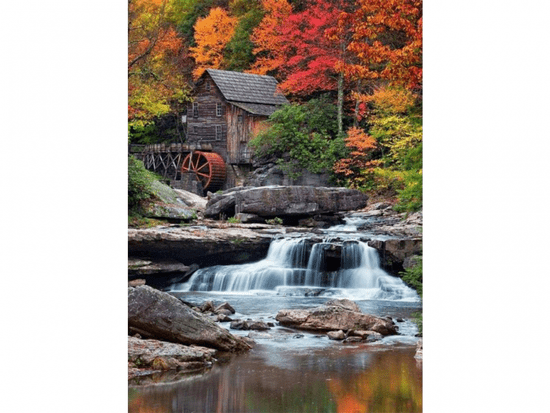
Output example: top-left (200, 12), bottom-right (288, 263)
top-left (394, 168), bottom-right (422, 213)
top-left (411, 310), bottom-right (423, 335)
top-left (224, 6), bottom-right (265, 71)
top-left (401, 255), bottom-right (422, 334)
top-left (227, 216), bottom-right (241, 223)
top-left (128, 113), bottom-right (185, 144)
top-left (265, 217), bottom-right (283, 225)
top-left (401, 256), bottom-right (422, 299)
top-left (128, 215), bottom-right (165, 228)
top-left (369, 113), bottom-right (422, 169)
top-left (128, 156), bottom-right (160, 214)
top-left (249, 97), bottom-right (346, 178)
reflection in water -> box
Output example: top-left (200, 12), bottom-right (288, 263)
top-left (129, 346), bottom-right (421, 413)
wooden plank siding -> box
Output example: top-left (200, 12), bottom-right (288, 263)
top-left (187, 72), bottom-right (270, 165)
top-left (186, 75), bottom-right (229, 161)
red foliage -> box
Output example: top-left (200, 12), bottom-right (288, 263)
top-left (250, 0), bottom-right (347, 97)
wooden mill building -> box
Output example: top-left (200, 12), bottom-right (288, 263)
top-left (137, 70), bottom-right (289, 194)
top-left (187, 69), bottom-right (289, 167)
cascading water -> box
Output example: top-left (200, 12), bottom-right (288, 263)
top-left (172, 235), bottom-right (419, 301)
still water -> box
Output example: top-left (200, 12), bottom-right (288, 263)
top-left (129, 292), bottom-right (422, 413)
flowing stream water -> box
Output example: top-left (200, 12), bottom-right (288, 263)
top-left (129, 217), bottom-right (422, 412)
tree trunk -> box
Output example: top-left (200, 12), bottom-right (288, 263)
top-left (337, 71), bottom-right (343, 136)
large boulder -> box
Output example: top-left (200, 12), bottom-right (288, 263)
top-left (128, 286), bottom-right (251, 352)
top-left (128, 336), bottom-right (216, 373)
top-left (275, 299), bottom-right (397, 336)
top-left (128, 224), bottom-right (276, 266)
top-left (128, 259), bottom-right (198, 289)
top-left (205, 186), bottom-right (368, 219)
top-left (367, 238), bottom-right (422, 274)
top-left (142, 181), bottom-right (200, 220)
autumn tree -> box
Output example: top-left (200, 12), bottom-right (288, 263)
top-left (223, 0), bottom-right (265, 71)
top-left (175, 0), bottom-right (230, 46)
top-left (338, 0), bottom-right (422, 91)
top-left (128, 0), bottom-right (191, 139)
top-left (249, 0), bottom-right (351, 134)
top-left (333, 126), bottom-right (379, 188)
top-left (248, 0), bottom-right (293, 76)
top-left (189, 7), bottom-right (238, 78)
top-left (334, 86), bottom-right (422, 210)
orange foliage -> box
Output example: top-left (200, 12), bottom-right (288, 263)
top-left (190, 7), bottom-right (238, 79)
top-left (333, 126), bottom-right (379, 180)
top-left (326, 351), bottom-right (422, 413)
top-left (338, 0), bottom-right (422, 90)
top-left (248, 0), bottom-right (292, 76)
top-left (353, 86), bottom-right (415, 120)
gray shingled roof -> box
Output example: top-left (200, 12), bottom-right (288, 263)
top-left (205, 69), bottom-right (289, 106)
top-left (228, 101), bottom-right (281, 116)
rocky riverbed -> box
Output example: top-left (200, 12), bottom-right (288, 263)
top-left (128, 285), bottom-right (415, 379)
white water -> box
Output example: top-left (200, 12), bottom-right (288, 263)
top-left (171, 236), bottom-right (419, 302)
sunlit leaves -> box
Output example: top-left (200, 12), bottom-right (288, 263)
top-left (189, 7), bottom-right (238, 78)
top-left (128, 0), bottom-right (191, 132)
top-left (249, 0), bottom-right (293, 75)
top-left (249, 0), bottom-right (345, 96)
top-left (341, 0), bottom-right (422, 90)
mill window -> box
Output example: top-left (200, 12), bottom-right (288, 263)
top-left (193, 102), bottom-right (199, 118)
top-left (216, 102), bottom-right (222, 117)
top-left (215, 125), bottom-right (222, 141)
top-left (205, 81), bottom-right (211, 92)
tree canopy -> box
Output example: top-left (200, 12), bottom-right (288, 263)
top-left (128, 0), bottom-right (423, 211)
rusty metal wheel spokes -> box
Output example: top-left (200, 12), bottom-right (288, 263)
top-left (181, 151), bottom-right (226, 191)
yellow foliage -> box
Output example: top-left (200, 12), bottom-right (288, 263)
top-left (353, 86), bottom-right (415, 115)
top-left (190, 7), bottom-right (238, 78)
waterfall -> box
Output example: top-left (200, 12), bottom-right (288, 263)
top-left (173, 237), bottom-right (419, 301)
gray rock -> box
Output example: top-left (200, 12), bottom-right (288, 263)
top-left (276, 301), bottom-right (397, 336)
top-left (327, 330), bottom-right (345, 340)
top-left (214, 302), bottom-right (236, 314)
top-left (324, 298), bottom-right (361, 312)
top-left (128, 258), bottom-right (190, 276)
top-left (128, 286), bottom-right (251, 352)
top-left (343, 336), bottom-right (363, 343)
top-left (128, 279), bottom-right (146, 287)
top-left (351, 330), bottom-right (382, 339)
top-left (367, 238), bottom-right (422, 273)
top-left (415, 339), bottom-right (423, 359)
top-left (230, 320), bottom-right (246, 330)
top-left (217, 314), bottom-right (233, 322)
top-left (128, 225), bottom-right (273, 267)
top-left (200, 301), bottom-right (215, 313)
top-left (216, 309), bottom-right (233, 317)
top-left (128, 336), bottom-right (216, 373)
top-left (248, 321), bottom-right (270, 331)
top-left (370, 202), bottom-right (391, 210)
top-left (205, 186), bottom-right (367, 219)
top-left (141, 181), bottom-right (199, 220)
top-left (236, 213), bottom-right (265, 223)
top-left (172, 188), bottom-right (208, 211)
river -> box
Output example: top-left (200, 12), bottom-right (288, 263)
top-left (129, 217), bottom-right (422, 412)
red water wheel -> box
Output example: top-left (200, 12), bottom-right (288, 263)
top-left (181, 151), bottom-right (226, 191)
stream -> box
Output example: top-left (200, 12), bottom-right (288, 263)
top-left (129, 217), bottom-right (422, 412)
